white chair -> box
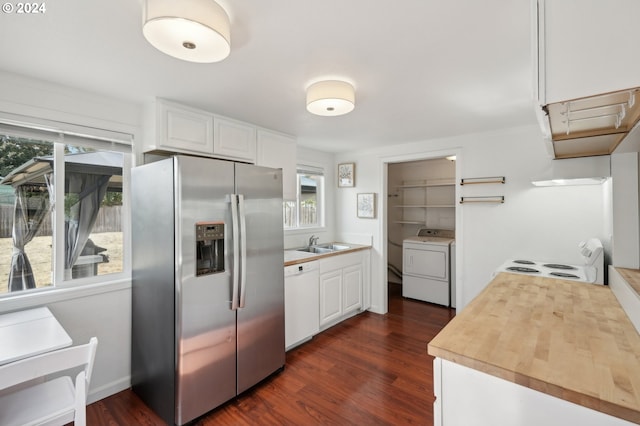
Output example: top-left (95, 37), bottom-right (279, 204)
top-left (0, 337), bottom-right (98, 426)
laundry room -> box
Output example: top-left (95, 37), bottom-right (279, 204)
top-left (387, 157), bottom-right (457, 306)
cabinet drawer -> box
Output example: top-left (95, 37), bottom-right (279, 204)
top-left (319, 251), bottom-right (362, 274)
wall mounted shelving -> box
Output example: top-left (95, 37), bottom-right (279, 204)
top-left (460, 196), bottom-right (505, 204)
top-left (460, 176), bottom-right (505, 185)
top-left (393, 179), bottom-right (455, 225)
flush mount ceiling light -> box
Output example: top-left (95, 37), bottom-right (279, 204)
top-left (306, 80), bottom-right (355, 116)
top-left (142, 0), bottom-right (230, 63)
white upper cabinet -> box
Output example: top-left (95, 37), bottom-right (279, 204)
top-left (213, 116), bottom-right (257, 163)
top-left (152, 99), bottom-right (214, 154)
top-left (256, 129), bottom-right (297, 201)
top-left (143, 99), bottom-right (257, 163)
top-left (536, 0), bottom-right (640, 105)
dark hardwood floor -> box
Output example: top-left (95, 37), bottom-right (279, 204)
top-left (86, 283), bottom-right (455, 425)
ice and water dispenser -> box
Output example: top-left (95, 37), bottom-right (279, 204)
top-left (195, 222), bottom-right (225, 276)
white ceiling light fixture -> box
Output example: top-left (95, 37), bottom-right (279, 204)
top-left (306, 80), bottom-right (355, 116)
top-left (142, 0), bottom-right (231, 63)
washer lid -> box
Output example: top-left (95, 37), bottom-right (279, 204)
top-left (416, 228), bottom-right (455, 239)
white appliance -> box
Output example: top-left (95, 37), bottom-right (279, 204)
top-left (403, 229), bottom-right (455, 306)
top-left (495, 238), bottom-right (605, 284)
top-left (284, 261), bottom-right (320, 350)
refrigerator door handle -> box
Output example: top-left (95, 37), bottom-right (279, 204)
top-left (230, 194), bottom-right (240, 311)
top-left (238, 194), bottom-right (247, 308)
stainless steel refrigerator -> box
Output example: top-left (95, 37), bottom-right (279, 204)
top-left (131, 155), bottom-right (285, 425)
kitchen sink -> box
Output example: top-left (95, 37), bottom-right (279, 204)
top-left (295, 243), bottom-right (351, 254)
top-left (296, 246), bottom-right (334, 254)
top-left (317, 243), bottom-right (351, 251)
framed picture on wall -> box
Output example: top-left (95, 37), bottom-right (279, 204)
top-left (357, 193), bottom-right (376, 219)
top-left (338, 163), bottom-right (355, 187)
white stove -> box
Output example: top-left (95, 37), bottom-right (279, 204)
top-left (496, 238), bottom-right (604, 284)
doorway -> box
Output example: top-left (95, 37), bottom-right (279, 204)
top-left (379, 150), bottom-right (460, 314)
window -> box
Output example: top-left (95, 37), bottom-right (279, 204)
top-left (284, 166), bottom-right (324, 229)
top-left (0, 120), bottom-right (131, 296)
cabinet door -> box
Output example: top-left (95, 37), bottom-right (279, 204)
top-left (539, 0), bottom-right (640, 104)
top-left (213, 117), bottom-right (257, 162)
top-left (158, 100), bottom-right (214, 154)
top-left (319, 270), bottom-right (342, 326)
top-left (342, 264), bottom-right (362, 315)
top-left (256, 130), bottom-right (297, 201)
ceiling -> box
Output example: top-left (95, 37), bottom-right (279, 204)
top-left (0, 0), bottom-right (537, 153)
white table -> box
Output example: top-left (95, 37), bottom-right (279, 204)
top-left (0, 307), bottom-right (72, 365)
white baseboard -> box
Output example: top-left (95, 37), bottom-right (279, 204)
top-left (88, 375), bottom-right (131, 404)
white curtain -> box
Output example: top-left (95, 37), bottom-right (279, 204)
top-left (64, 173), bottom-right (110, 274)
top-left (7, 175), bottom-right (53, 292)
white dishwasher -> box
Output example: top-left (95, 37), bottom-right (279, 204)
top-left (284, 260), bottom-right (320, 351)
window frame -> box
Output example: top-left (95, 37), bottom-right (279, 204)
top-left (0, 116), bottom-right (132, 299)
top-left (284, 165), bottom-right (325, 232)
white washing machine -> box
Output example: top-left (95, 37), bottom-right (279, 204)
top-left (403, 228), bottom-right (454, 306)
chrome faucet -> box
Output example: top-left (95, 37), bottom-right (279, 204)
top-left (309, 235), bottom-right (319, 246)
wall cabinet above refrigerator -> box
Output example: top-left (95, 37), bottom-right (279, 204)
top-left (142, 98), bottom-right (297, 199)
top-left (143, 98), bottom-right (256, 162)
top-left (533, 0), bottom-right (640, 159)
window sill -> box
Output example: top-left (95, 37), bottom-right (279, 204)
top-left (0, 277), bottom-right (131, 313)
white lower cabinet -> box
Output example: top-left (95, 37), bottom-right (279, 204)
top-left (433, 358), bottom-right (635, 426)
top-left (319, 270), bottom-right (342, 326)
top-left (284, 249), bottom-right (370, 349)
top-left (319, 252), bottom-right (364, 329)
top-left (342, 264), bottom-right (363, 314)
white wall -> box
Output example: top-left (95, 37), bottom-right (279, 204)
top-left (335, 125), bottom-right (612, 313)
top-left (0, 70), bottom-right (140, 402)
top-left (611, 152), bottom-right (640, 268)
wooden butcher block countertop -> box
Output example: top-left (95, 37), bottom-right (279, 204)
top-left (616, 267), bottom-right (640, 295)
top-left (428, 272), bottom-right (640, 424)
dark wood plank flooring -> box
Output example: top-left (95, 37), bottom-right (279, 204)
top-left (86, 283), bottom-right (455, 425)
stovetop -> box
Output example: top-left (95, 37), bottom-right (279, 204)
top-left (496, 259), bottom-right (597, 283)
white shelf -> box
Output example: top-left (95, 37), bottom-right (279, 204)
top-left (394, 220), bottom-right (426, 225)
top-left (395, 205), bottom-right (455, 208)
top-left (393, 178), bottom-right (455, 226)
top-left (396, 179), bottom-right (455, 189)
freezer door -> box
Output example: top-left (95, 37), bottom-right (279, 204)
top-left (175, 156), bottom-right (237, 425)
top-left (234, 162), bottom-right (286, 394)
